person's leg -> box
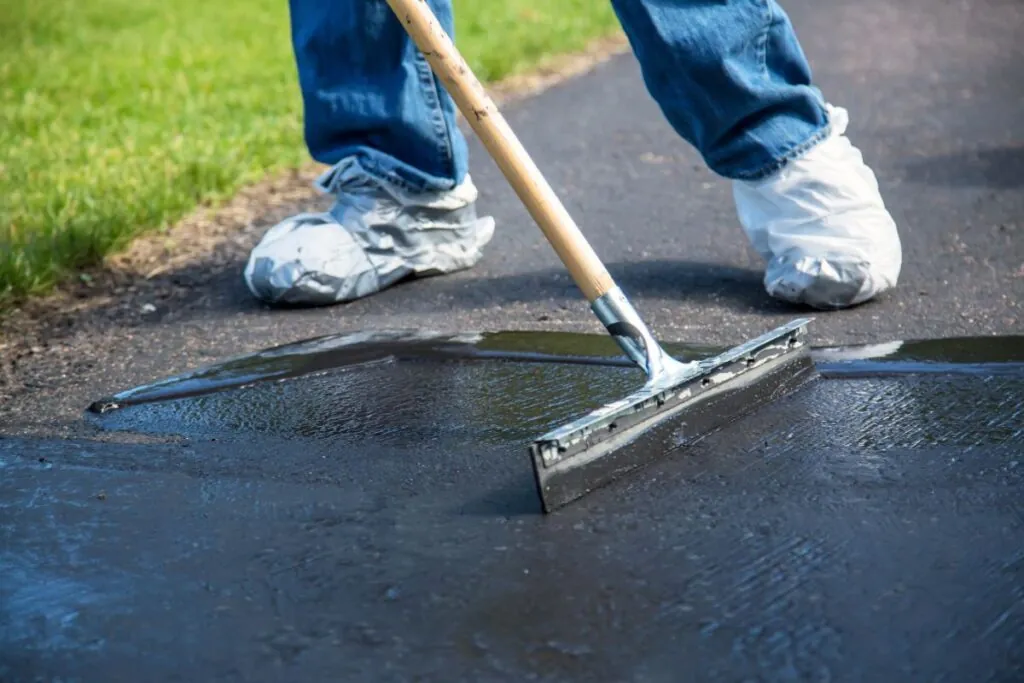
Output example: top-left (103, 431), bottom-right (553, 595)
top-left (244, 0), bottom-right (494, 306)
top-left (288, 0), bottom-right (466, 192)
top-left (610, 0), bottom-right (902, 309)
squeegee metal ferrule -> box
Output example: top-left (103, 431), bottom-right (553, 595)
top-left (592, 286), bottom-right (698, 384)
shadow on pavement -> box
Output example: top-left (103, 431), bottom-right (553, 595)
top-left (425, 259), bottom-right (786, 313)
top-left (321, 258), bottom-right (795, 320)
top-left (22, 253), bottom-right (796, 347)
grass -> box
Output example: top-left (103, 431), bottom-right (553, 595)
top-left (0, 0), bottom-right (621, 305)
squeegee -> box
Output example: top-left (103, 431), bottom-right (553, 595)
top-left (385, 0), bottom-right (820, 512)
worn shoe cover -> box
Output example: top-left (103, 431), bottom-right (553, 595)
top-left (244, 158), bottom-right (495, 306)
top-left (732, 105), bottom-right (902, 309)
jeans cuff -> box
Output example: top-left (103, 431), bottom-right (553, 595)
top-left (727, 107), bottom-right (834, 183)
top-left (319, 148), bottom-right (461, 196)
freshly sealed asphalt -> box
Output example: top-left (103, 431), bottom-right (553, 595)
top-left (2, 0), bottom-right (1023, 680)
top-left (2, 331), bottom-right (1023, 681)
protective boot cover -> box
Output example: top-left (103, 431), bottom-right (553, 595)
top-left (244, 157), bottom-right (495, 306)
top-left (732, 105), bottom-right (903, 309)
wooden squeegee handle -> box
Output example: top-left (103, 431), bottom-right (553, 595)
top-left (384, 0), bottom-right (615, 302)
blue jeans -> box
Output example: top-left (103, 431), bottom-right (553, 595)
top-left (287, 0), bottom-right (831, 193)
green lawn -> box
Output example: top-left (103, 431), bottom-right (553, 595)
top-left (0, 0), bottom-right (620, 304)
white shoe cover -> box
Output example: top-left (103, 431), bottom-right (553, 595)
top-left (732, 105), bottom-right (902, 309)
top-left (244, 158), bottom-right (495, 306)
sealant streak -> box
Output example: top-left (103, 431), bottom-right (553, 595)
top-left (87, 330), bottom-right (645, 413)
top-left (86, 330), bottom-right (1024, 414)
top-left (813, 335), bottom-right (1024, 377)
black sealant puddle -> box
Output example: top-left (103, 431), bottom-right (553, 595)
top-left (86, 330), bottom-right (1024, 413)
top-left (81, 329), bottom-right (1024, 457)
top-left (89, 357), bottom-right (644, 453)
top-left (87, 330), bottom-right (656, 412)
top-left (812, 334), bottom-right (1024, 377)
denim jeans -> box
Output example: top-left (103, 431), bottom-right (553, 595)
top-left (287, 0), bottom-right (831, 194)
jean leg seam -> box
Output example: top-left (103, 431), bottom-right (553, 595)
top-left (412, 50), bottom-right (458, 182)
top-left (757, 0), bottom-right (772, 76)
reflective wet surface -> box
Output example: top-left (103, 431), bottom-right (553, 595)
top-left (85, 330), bottom-right (1024, 411)
top-left (2, 331), bottom-right (1023, 682)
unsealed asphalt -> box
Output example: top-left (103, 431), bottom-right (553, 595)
top-left (1, 0), bottom-right (1022, 432)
